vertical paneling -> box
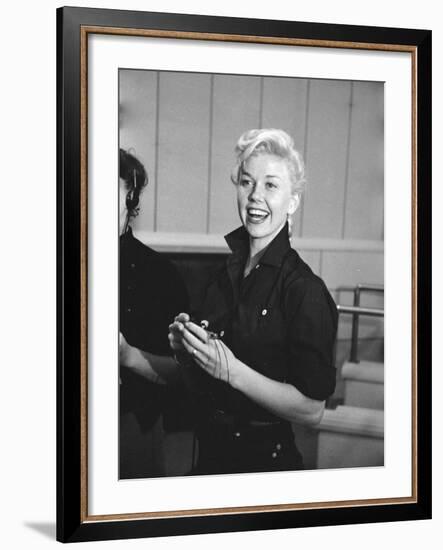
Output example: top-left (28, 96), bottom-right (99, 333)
top-left (344, 82), bottom-right (384, 239)
top-left (120, 71), bottom-right (384, 245)
top-left (321, 250), bottom-right (384, 289)
top-left (302, 80), bottom-right (352, 238)
top-left (119, 70), bottom-right (158, 232)
top-left (156, 72), bottom-right (211, 233)
top-left (261, 77), bottom-right (308, 150)
top-left (262, 77), bottom-right (309, 237)
top-left (209, 74), bottom-right (261, 234)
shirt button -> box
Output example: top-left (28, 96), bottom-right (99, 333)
top-left (234, 432), bottom-right (241, 438)
top-left (126, 307), bottom-right (132, 313)
top-left (255, 264), bottom-right (260, 269)
top-left (276, 443), bottom-right (282, 451)
top-left (272, 452), bottom-right (277, 458)
top-left (261, 309), bottom-right (268, 316)
top-left (130, 263), bottom-right (136, 269)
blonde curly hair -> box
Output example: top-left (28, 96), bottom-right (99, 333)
top-left (231, 128), bottom-right (306, 195)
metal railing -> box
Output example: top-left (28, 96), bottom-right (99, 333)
top-left (336, 284), bottom-right (384, 363)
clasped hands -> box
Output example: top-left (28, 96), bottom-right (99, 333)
top-left (168, 313), bottom-right (236, 384)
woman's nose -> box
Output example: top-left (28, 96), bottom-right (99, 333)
top-left (249, 183), bottom-right (263, 201)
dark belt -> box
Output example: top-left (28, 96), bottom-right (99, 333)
top-left (208, 408), bottom-right (283, 428)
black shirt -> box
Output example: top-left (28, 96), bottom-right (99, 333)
top-left (194, 223), bottom-right (338, 422)
top-left (119, 228), bottom-right (189, 430)
top-left (120, 227), bottom-right (188, 355)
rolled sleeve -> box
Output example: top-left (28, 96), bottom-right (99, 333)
top-left (285, 279), bottom-right (338, 401)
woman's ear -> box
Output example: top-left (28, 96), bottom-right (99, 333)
top-left (288, 193), bottom-right (300, 216)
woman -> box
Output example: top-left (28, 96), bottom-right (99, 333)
top-left (119, 148), bottom-right (189, 478)
top-left (169, 129), bottom-right (337, 475)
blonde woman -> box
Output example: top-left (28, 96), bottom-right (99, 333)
top-left (169, 129), bottom-right (337, 475)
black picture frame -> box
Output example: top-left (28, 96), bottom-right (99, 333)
top-left (57, 6), bottom-right (432, 543)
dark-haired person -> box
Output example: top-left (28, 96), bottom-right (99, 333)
top-left (169, 129), bottom-right (337, 475)
top-left (119, 148), bottom-right (189, 478)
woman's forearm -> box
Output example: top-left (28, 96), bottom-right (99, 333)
top-left (175, 321), bottom-right (324, 424)
top-left (229, 358), bottom-right (325, 425)
top-left (122, 344), bottom-right (181, 384)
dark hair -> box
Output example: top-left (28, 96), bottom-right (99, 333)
top-left (119, 148), bottom-right (148, 219)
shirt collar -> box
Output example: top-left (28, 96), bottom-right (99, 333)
top-left (224, 223), bottom-right (291, 267)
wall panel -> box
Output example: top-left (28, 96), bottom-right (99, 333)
top-left (156, 72), bottom-right (211, 233)
top-left (261, 77), bottom-right (308, 151)
top-left (344, 82), bottom-right (384, 239)
top-left (209, 74), bottom-right (261, 235)
top-left (262, 77), bottom-right (309, 237)
top-left (321, 250), bottom-right (384, 289)
top-left (302, 80), bottom-right (352, 238)
top-left (119, 70), bottom-right (158, 232)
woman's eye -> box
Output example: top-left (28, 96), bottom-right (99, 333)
top-left (266, 181), bottom-right (277, 189)
top-left (240, 179), bottom-right (252, 187)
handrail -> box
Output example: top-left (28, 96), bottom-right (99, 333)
top-left (337, 284), bottom-right (384, 294)
top-left (337, 305), bottom-right (384, 317)
top-left (335, 301), bottom-right (384, 366)
top-left (349, 284), bottom-right (384, 362)
top-left (356, 283), bottom-right (384, 292)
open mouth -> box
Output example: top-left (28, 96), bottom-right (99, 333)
top-left (246, 207), bottom-right (269, 223)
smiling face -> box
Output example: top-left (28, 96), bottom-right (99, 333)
top-left (237, 153), bottom-right (299, 253)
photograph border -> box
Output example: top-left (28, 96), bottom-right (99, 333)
top-left (56, 6), bottom-right (431, 542)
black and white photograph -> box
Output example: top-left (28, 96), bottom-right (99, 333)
top-left (118, 70), bottom-right (385, 480)
top-left (1, 0), bottom-right (438, 547)
top-left (49, 4), bottom-right (432, 545)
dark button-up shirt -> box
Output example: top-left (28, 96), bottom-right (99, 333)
top-left (194, 223), bottom-right (338, 422)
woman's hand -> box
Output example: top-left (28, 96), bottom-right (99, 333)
top-left (178, 320), bottom-right (237, 384)
top-left (168, 312), bottom-right (191, 353)
top-left (168, 317), bottom-right (324, 424)
top-left (119, 331), bottom-right (153, 375)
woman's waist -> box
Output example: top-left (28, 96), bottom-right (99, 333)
top-left (195, 376), bottom-right (287, 424)
top-left (195, 401), bottom-right (291, 432)
top-left (205, 407), bottom-right (283, 427)
top-left (195, 409), bottom-right (295, 454)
